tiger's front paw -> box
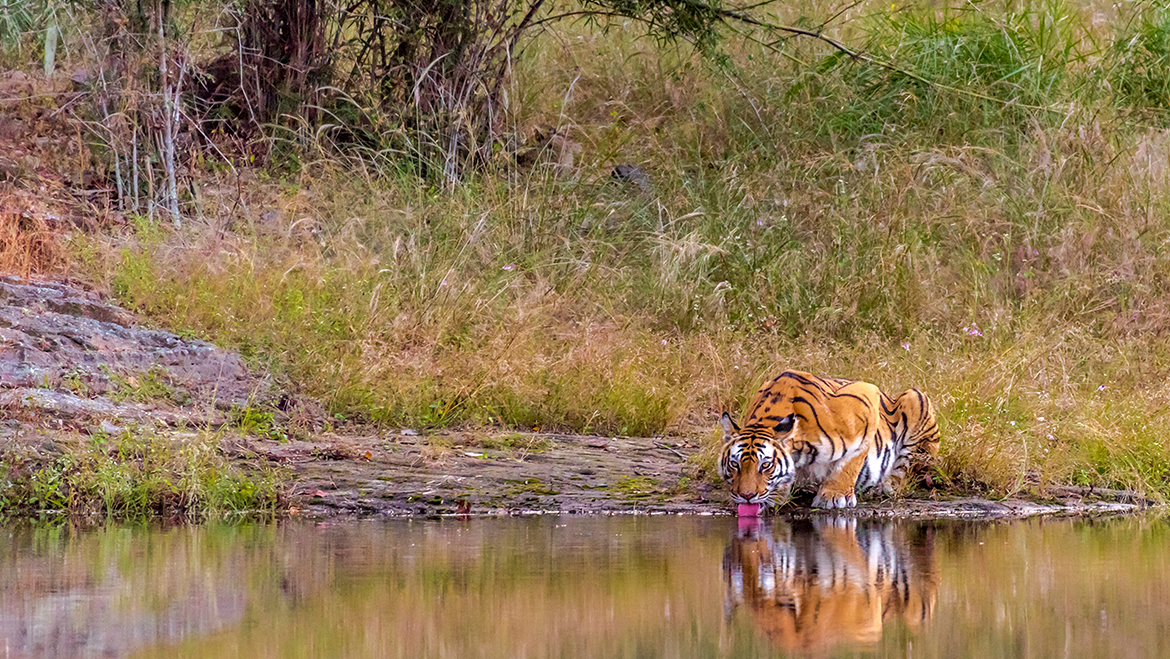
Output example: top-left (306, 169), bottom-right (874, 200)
top-left (812, 489), bottom-right (857, 509)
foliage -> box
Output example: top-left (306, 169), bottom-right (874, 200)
top-left (1108, 4), bottom-right (1170, 120)
top-left (817, 0), bottom-right (1083, 140)
top-left (0, 432), bottom-right (284, 520)
top-left (199, 0), bottom-right (759, 182)
top-left (0, 0), bottom-right (52, 51)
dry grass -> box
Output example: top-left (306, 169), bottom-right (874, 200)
top-left (0, 203), bottom-right (65, 277)
top-left (24, 0), bottom-right (1170, 501)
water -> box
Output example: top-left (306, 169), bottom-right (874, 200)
top-left (0, 514), bottom-right (1167, 659)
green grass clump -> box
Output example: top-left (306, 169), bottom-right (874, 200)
top-left (609, 476), bottom-right (662, 501)
top-left (476, 434), bottom-right (552, 454)
top-left (108, 366), bottom-right (191, 406)
top-left (855, 1), bottom-right (1079, 134)
top-left (1109, 5), bottom-right (1170, 120)
top-left (0, 431), bottom-right (284, 520)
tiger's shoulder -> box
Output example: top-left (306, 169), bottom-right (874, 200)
top-left (743, 370), bottom-right (884, 436)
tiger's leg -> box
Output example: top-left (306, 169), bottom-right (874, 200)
top-left (894, 389), bottom-right (940, 462)
top-left (811, 451), bottom-right (868, 509)
top-left (890, 389), bottom-right (940, 487)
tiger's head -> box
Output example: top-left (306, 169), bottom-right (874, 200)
top-left (717, 413), bottom-right (797, 510)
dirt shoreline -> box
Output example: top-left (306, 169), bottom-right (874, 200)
top-left (227, 430), bottom-right (1151, 520)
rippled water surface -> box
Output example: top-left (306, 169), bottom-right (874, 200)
top-left (1, 514), bottom-right (1168, 658)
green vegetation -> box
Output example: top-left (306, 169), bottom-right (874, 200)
top-left (108, 366), bottom-right (191, 406)
top-left (4, 0), bottom-right (1170, 504)
top-left (230, 405), bottom-right (288, 441)
top-left (474, 434), bottom-right (553, 455)
top-left (507, 478), bottom-right (560, 496)
top-left (609, 476), bottom-right (663, 501)
top-left (0, 431), bottom-right (284, 520)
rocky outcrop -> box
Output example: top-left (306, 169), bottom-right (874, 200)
top-left (0, 276), bottom-right (268, 427)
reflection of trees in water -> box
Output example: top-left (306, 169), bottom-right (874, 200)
top-left (723, 517), bottom-right (938, 655)
top-left (0, 517), bottom-right (726, 659)
top-left (0, 525), bottom-right (269, 659)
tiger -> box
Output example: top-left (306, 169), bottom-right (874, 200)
top-left (718, 370), bottom-right (939, 510)
top-left (723, 517), bottom-right (938, 654)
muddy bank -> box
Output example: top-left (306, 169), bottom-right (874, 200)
top-left (225, 430), bottom-right (1149, 519)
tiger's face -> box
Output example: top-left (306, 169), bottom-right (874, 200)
top-left (718, 413), bottom-right (797, 508)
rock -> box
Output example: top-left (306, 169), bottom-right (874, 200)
top-left (0, 388), bottom-right (226, 427)
top-left (0, 276), bottom-right (267, 426)
top-left (70, 68), bottom-right (91, 87)
top-left (611, 164), bottom-right (652, 193)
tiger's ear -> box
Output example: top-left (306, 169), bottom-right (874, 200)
top-left (720, 412), bottom-right (739, 440)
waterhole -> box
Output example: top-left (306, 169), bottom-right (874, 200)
top-left (0, 514), bottom-right (1166, 658)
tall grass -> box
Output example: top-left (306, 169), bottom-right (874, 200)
top-left (818, 1), bottom-right (1085, 138)
top-left (1, 207), bottom-right (65, 276)
top-left (1109, 3), bottom-right (1170, 122)
top-left (61, 0), bottom-right (1170, 500)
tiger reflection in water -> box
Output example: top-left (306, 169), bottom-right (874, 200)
top-left (723, 517), bottom-right (937, 655)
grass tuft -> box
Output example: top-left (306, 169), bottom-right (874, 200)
top-left (0, 208), bottom-right (65, 277)
top-left (0, 431), bottom-right (284, 520)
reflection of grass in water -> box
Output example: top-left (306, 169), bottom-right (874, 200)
top-left (7, 516), bottom-right (1170, 658)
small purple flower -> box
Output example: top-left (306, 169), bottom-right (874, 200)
top-left (1098, 384), bottom-right (1106, 391)
top-left (502, 264), bottom-right (515, 271)
top-left (902, 343), bottom-right (910, 351)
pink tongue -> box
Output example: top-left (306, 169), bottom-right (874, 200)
top-left (737, 503), bottom-right (762, 517)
